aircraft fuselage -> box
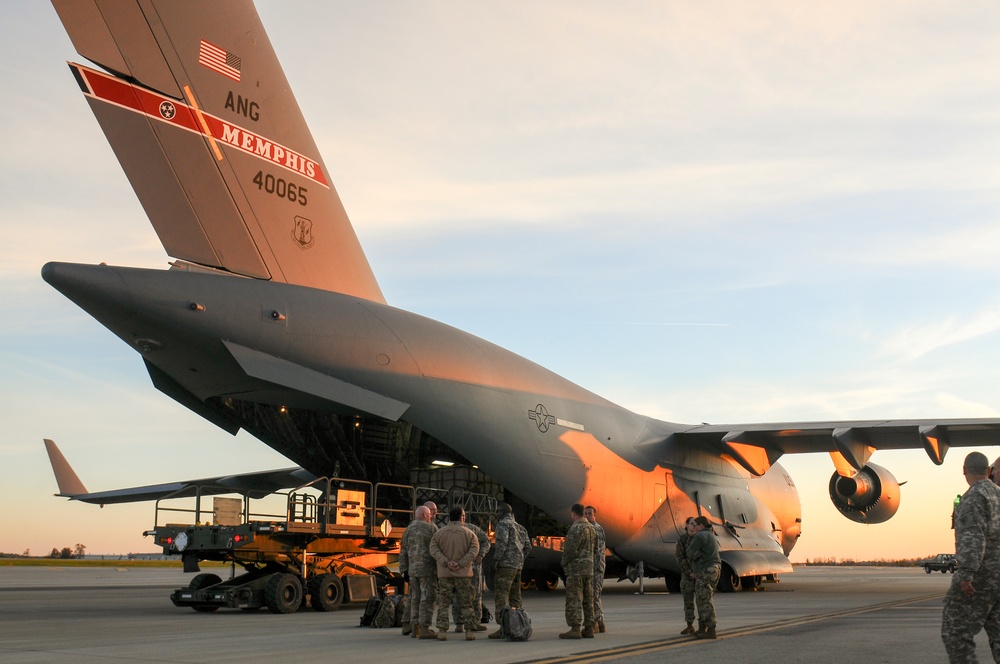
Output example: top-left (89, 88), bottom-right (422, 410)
top-left (42, 261), bottom-right (800, 576)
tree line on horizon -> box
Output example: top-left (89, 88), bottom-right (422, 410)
top-left (796, 554), bottom-right (953, 566)
top-left (1, 544), bottom-right (87, 559)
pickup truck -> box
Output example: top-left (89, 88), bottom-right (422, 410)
top-left (921, 553), bottom-right (956, 574)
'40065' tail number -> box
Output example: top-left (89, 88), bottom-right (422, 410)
top-left (252, 171), bottom-right (308, 206)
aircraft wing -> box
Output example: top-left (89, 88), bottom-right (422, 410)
top-left (652, 418), bottom-right (1000, 476)
top-left (44, 439), bottom-right (315, 505)
top-left (51, 0), bottom-right (384, 302)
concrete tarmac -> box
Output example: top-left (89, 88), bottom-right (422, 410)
top-left (0, 565), bottom-right (991, 663)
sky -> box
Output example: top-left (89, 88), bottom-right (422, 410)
top-left (3, 1), bottom-right (1000, 563)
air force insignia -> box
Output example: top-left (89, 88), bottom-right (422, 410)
top-left (529, 404), bottom-right (556, 432)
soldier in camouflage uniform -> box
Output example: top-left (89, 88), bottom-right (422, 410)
top-left (452, 519), bottom-right (490, 632)
top-left (942, 451), bottom-right (1000, 663)
top-left (509, 518), bottom-right (532, 610)
top-left (688, 515), bottom-right (721, 639)
top-left (424, 501), bottom-right (440, 526)
top-left (560, 503), bottom-right (596, 639)
top-left (585, 505), bottom-right (607, 633)
top-left (488, 502), bottom-right (528, 639)
top-left (429, 506), bottom-right (480, 640)
top-left (676, 516), bottom-right (697, 635)
top-left (399, 505), bottom-right (438, 638)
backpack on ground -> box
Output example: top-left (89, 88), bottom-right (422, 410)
top-left (373, 594), bottom-right (404, 628)
top-left (498, 606), bottom-right (532, 641)
top-left (393, 594), bottom-right (409, 627)
top-left (359, 596), bottom-right (381, 627)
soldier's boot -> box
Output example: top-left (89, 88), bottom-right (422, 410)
top-left (436, 631), bottom-right (448, 641)
top-left (597, 619), bottom-right (606, 633)
top-left (693, 623), bottom-right (706, 638)
top-left (559, 626), bottom-right (582, 639)
top-left (488, 628), bottom-right (504, 639)
top-left (411, 624), bottom-right (420, 638)
top-left (680, 622), bottom-right (695, 635)
top-left (454, 625), bottom-right (464, 633)
top-left (401, 622), bottom-right (412, 636)
top-left (581, 625), bottom-right (595, 638)
top-left (465, 631), bottom-right (476, 641)
top-left (695, 625), bottom-right (717, 640)
top-left (474, 622), bottom-right (488, 631)
top-left (418, 625), bottom-right (438, 639)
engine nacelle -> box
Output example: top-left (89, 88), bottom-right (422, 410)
top-left (828, 462), bottom-right (900, 524)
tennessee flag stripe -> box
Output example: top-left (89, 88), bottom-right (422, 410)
top-left (71, 63), bottom-right (328, 188)
top-left (199, 40), bottom-right (241, 82)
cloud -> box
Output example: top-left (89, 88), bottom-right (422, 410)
top-left (877, 310), bottom-right (1000, 362)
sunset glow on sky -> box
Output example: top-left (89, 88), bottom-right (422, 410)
top-left (3, 1), bottom-right (1000, 564)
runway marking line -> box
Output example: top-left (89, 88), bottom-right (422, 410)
top-left (518, 593), bottom-right (944, 664)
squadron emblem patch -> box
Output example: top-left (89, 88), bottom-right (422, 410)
top-left (292, 216), bottom-right (314, 249)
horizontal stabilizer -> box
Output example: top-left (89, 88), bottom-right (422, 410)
top-left (42, 439), bottom-right (314, 505)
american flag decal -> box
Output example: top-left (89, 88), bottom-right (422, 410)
top-left (198, 40), bottom-right (241, 82)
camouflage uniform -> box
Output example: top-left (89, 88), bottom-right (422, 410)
top-left (509, 521), bottom-right (531, 609)
top-left (561, 519), bottom-right (596, 628)
top-left (688, 528), bottom-right (721, 629)
top-left (942, 478), bottom-right (1000, 662)
top-left (493, 513), bottom-right (527, 617)
top-left (591, 520), bottom-right (607, 625)
top-left (430, 522), bottom-right (480, 634)
top-left (399, 518), bottom-right (438, 629)
top-left (675, 530), bottom-right (695, 625)
top-left (452, 521), bottom-right (491, 625)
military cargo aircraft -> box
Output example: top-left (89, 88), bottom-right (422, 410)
top-left (42, 0), bottom-right (1000, 590)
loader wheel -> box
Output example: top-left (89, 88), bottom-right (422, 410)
top-left (188, 573), bottom-right (222, 612)
top-left (189, 573), bottom-right (222, 590)
top-left (308, 574), bottom-right (344, 612)
top-left (537, 573), bottom-right (560, 591)
top-left (265, 573), bottom-right (303, 614)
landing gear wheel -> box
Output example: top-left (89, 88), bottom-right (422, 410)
top-left (265, 573), bottom-right (303, 614)
top-left (188, 573), bottom-right (222, 612)
top-left (717, 565), bottom-right (742, 593)
top-left (308, 574), bottom-right (344, 612)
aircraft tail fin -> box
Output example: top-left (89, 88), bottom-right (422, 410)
top-left (43, 439), bottom-right (89, 497)
top-left (51, 0), bottom-right (385, 302)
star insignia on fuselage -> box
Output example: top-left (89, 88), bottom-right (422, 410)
top-left (529, 403), bottom-right (556, 433)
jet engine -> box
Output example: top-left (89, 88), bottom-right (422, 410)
top-left (828, 462), bottom-right (901, 524)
